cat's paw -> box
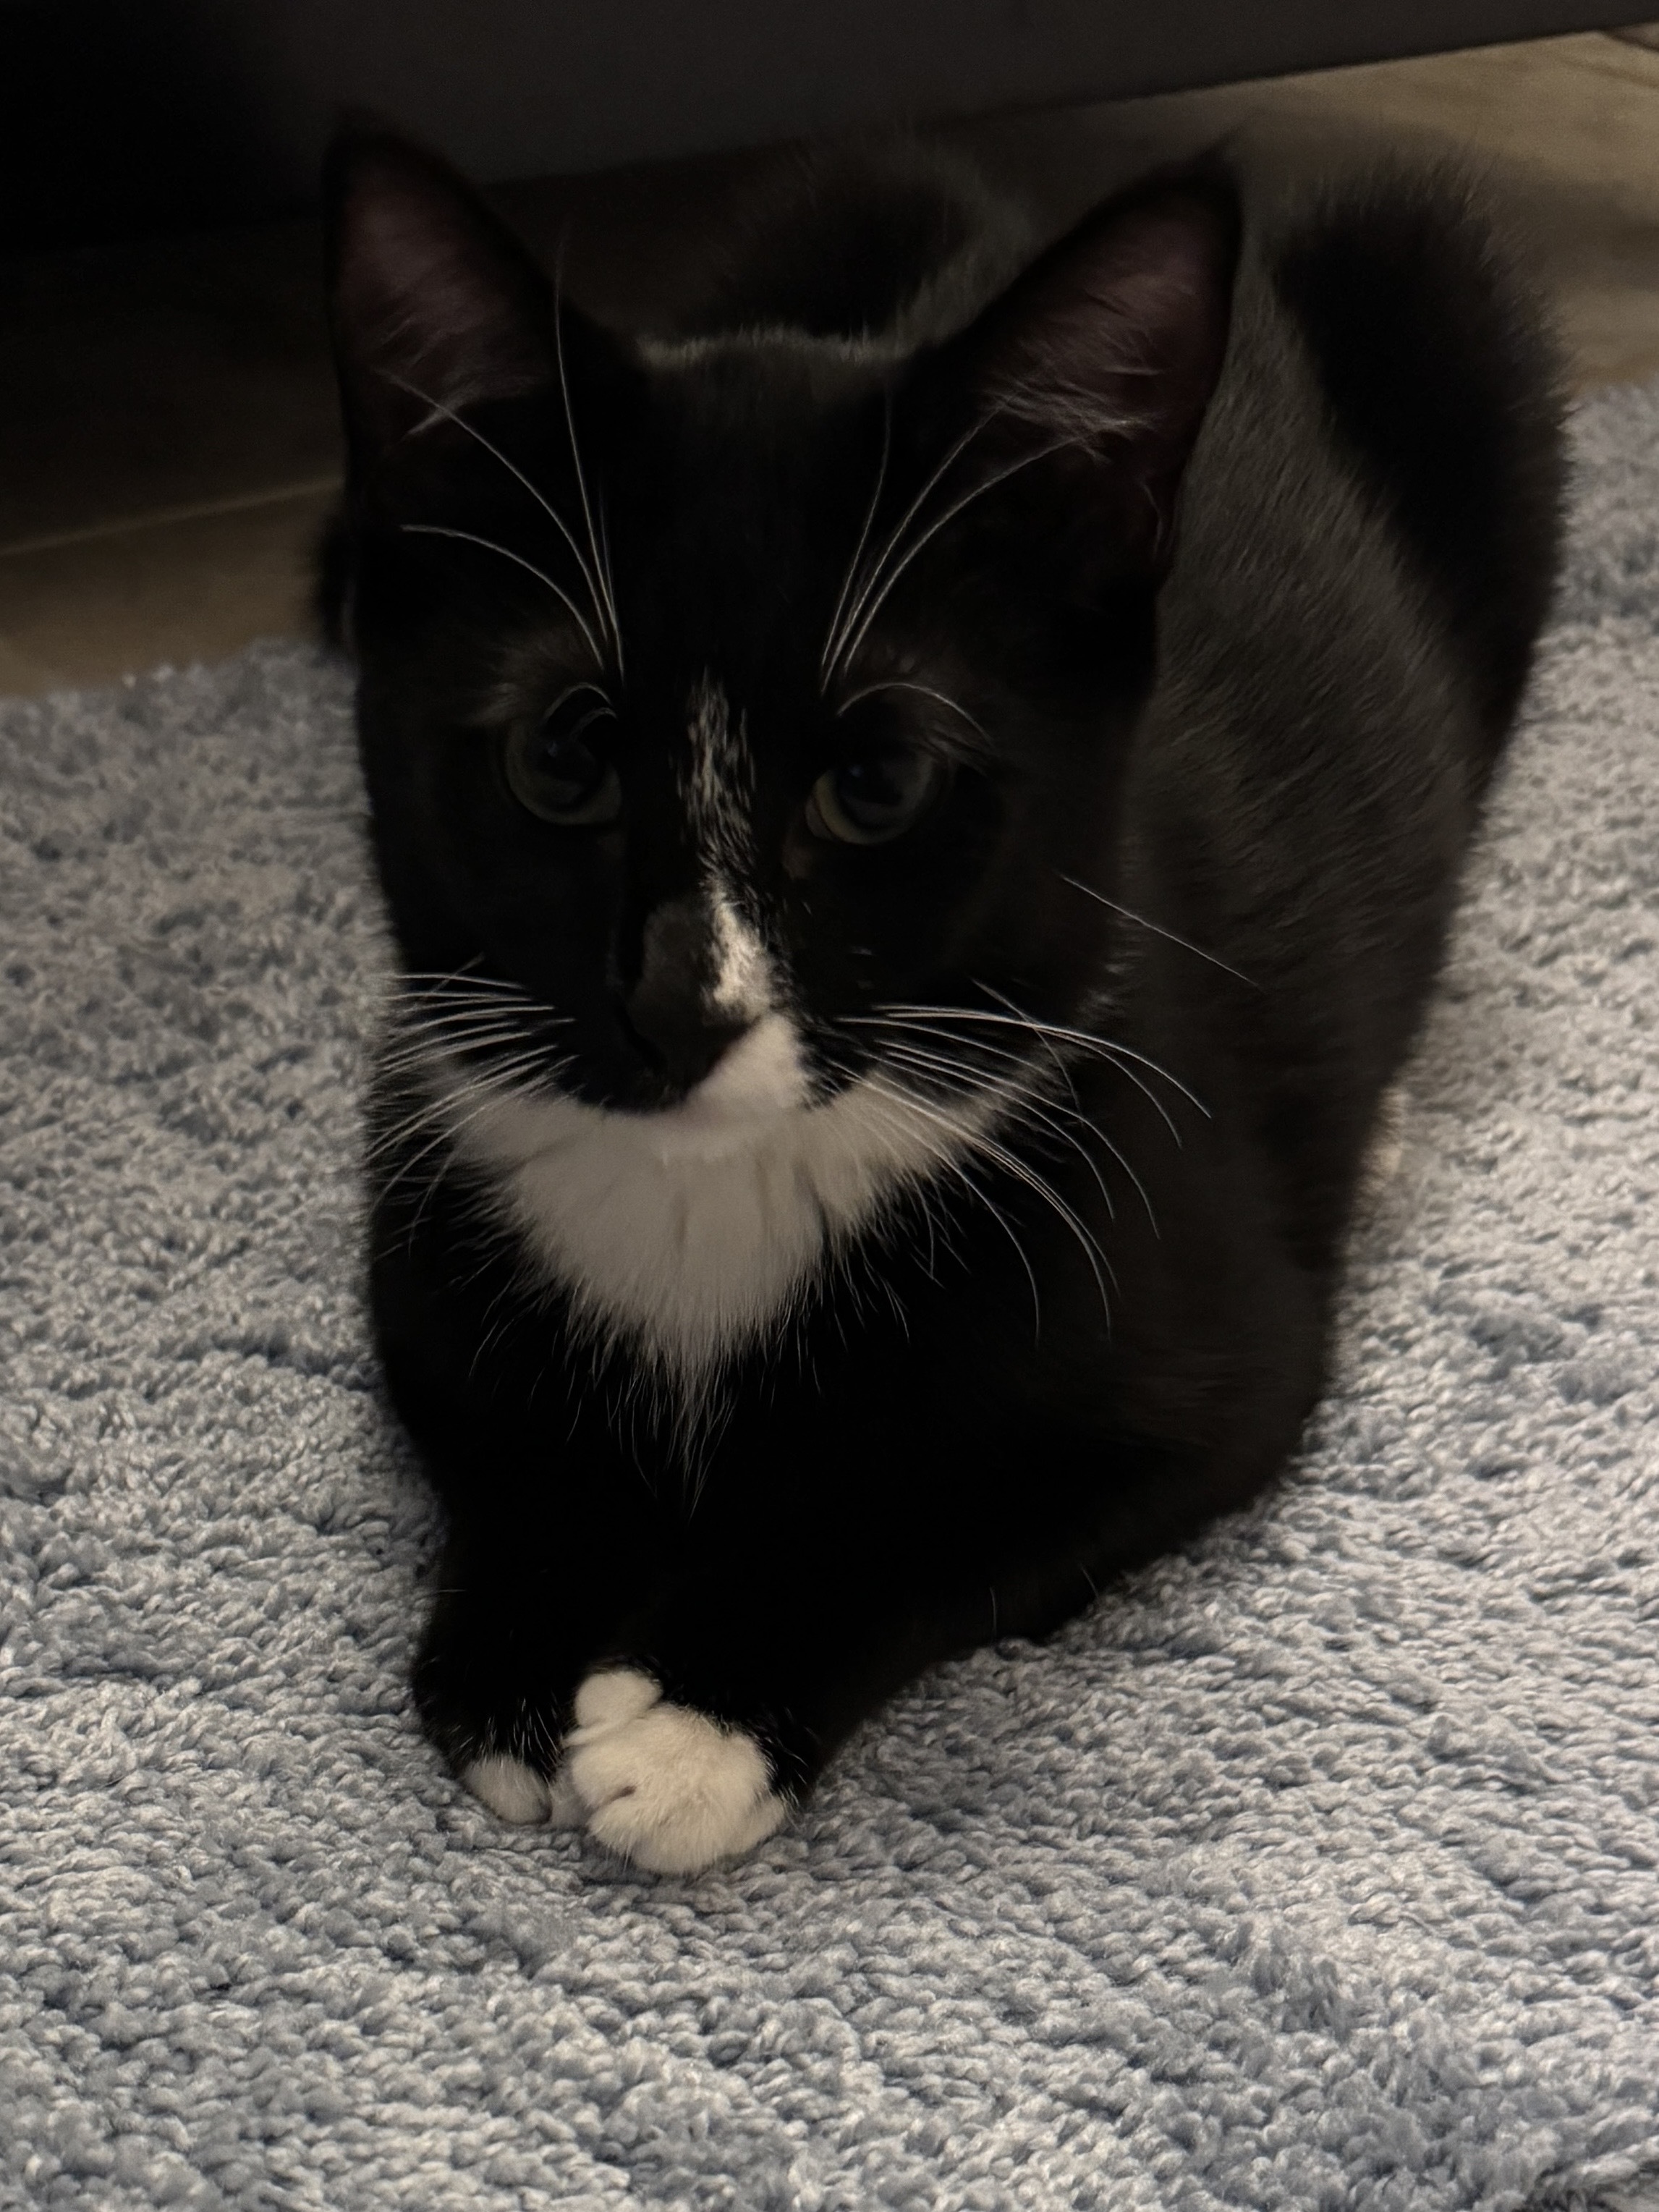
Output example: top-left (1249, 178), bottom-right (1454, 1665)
top-left (460, 1750), bottom-right (554, 1825)
top-left (562, 1668), bottom-right (789, 1874)
top-left (459, 1749), bottom-right (590, 1828)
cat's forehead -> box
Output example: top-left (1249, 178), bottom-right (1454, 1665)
top-left (638, 338), bottom-right (889, 516)
top-left (601, 355), bottom-right (887, 690)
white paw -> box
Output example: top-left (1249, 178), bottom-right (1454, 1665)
top-left (461, 1751), bottom-right (553, 1825)
top-left (563, 1667), bottom-right (789, 1875)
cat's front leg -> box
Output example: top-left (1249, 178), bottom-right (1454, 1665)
top-left (553, 1457), bottom-right (1156, 1873)
top-left (551, 1566), bottom-right (1014, 1874)
top-left (412, 1511), bottom-right (653, 1826)
top-left (551, 1414), bottom-right (1264, 1874)
top-left (377, 1320), bottom-right (674, 1828)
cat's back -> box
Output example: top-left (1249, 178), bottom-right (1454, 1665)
top-left (1126, 165), bottom-right (1564, 1261)
top-left (1270, 167), bottom-right (1564, 751)
top-left (1153, 164), bottom-right (1564, 872)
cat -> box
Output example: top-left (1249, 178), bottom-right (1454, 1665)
top-left (323, 127), bottom-right (1563, 1873)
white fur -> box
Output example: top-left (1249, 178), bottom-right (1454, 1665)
top-left (708, 887), bottom-right (773, 1022)
top-left (440, 1022), bottom-right (1008, 1380)
top-left (462, 1752), bottom-right (553, 1825)
top-left (420, 668), bottom-right (1019, 1378)
top-left (684, 679), bottom-right (778, 1023)
top-left (1357, 1082), bottom-right (1408, 1211)
top-left (683, 677), bottom-right (752, 878)
top-left (562, 1669), bottom-right (788, 1874)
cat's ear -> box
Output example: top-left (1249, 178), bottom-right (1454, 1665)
top-left (913, 167), bottom-right (1242, 576)
top-left (324, 127), bottom-right (559, 466)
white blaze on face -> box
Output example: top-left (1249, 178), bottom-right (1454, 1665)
top-left (682, 674), bottom-right (777, 1026)
top-left (708, 887), bottom-right (773, 1023)
top-left (682, 674), bottom-right (752, 881)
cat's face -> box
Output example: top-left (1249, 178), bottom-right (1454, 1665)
top-left (328, 137), bottom-right (1238, 1137)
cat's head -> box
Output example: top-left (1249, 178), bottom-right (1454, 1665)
top-left (326, 133), bottom-right (1238, 1131)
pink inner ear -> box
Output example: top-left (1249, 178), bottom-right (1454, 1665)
top-left (980, 197), bottom-right (1236, 464)
top-left (332, 147), bottom-right (554, 446)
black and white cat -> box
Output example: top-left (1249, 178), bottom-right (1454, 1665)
top-left (324, 131), bottom-right (1563, 1873)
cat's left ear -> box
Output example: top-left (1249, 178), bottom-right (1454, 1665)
top-left (324, 126), bottom-right (561, 469)
top-left (912, 166), bottom-right (1242, 577)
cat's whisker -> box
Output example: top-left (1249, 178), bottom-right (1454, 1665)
top-left (394, 1047), bottom-right (576, 1245)
top-left (825, 410), bottom-right (993, 682)
top-left (388, 993), bottom-right (538, 1022)
top-left (391, 970), bottom-right (541, 998)
top-left (370, 1042), bottom-right (571, 1177)
top-left (1058, 873), bottom-right (1260, 989)
top-left (821, 391), bottom-right (892, 683)
top-left (904, 1016), bottom-right (1181, 1149)
top-left (835, 431), bottom-right (1087, 680)
top-left (975, 979), bottom-right (1083, 1111)
top-left (399, 523), bottom-right (605, 669)
top-left (379, 1002), bottom-right (570, 1065)
top-left (854, 1009), bottom-right (1093, 1154)
top-left (878, 1045), bottom-right (1107, 1210)
top-left (867, 1076), bottom-right (1091, 1331)
top-left (391, 956), bottom-right (488, 986)
top-left (874, 1037), bottom-right (1121, 1225)
top-left (874, 1001), bottom-right (1210, 1124)
top-left (386, 988), bottom-right (542, 1020)
top-left (366, 1092), bottom-right (454, 1169)
top-left (833, 679), bottom-right (989, 747)
top-left (965, 983), bottom-right (1160, 1219)
top-left (376, 1028), bottom-right (551, 1079)
top-left (850, 1007), bottom-right (1171, 1224)
top-left (595, 494), bottom-right (624, 682)
top-left (846, 1073), bottom-right (1044, 1340)
top-left (386, 1001), bottom-right (571, 1045)
top-left (381, 1021), bottom-right (555, 1056)
top-left (385, 373), bottom-right (613, 657)
top-left (386, 988), bottom-right (565, 1025)
top-left (553, 256), bottom-right (624, 678)
top-left (863, 1070), bottom-right (1116, 1332)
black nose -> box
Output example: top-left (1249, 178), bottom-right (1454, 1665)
top-left (619, 896), bottom-right (747, 1094)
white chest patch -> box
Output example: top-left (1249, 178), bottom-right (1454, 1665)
top-left (432, 1014), bottom-right (1005, 1381)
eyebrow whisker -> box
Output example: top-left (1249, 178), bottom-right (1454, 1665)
top-left (398, 524), bottom-right (605, 669)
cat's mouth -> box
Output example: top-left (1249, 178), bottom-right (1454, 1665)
top-left (636, 1013), bottom-right (812, 1157)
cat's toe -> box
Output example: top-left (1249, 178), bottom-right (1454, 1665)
top-left (573, 1666), bottom-right (663, 1730)
top-left (461, 1750), bottom-right (554, 1825)
top-left (564, 1667), bottom-right (789, 1874)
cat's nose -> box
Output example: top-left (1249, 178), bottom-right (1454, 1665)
top-left (619, 896), bottom-right (748, 1093)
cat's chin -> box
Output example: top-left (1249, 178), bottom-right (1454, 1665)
top-left (643, 1012), bottom-right (811, 1160)
top-left (434, 1012), bottom-right (1011, 1380)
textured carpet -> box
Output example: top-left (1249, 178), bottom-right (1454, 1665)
top-left (3, 381), bottom-right (1658, 2212)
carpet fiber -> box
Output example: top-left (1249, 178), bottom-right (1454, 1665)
top-left (3, 378), bottom-right (1658, 2212)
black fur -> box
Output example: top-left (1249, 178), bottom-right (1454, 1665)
top-left (322, 132), bottom-right (1564, 1848)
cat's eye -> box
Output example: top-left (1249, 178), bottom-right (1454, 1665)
top-left (504, 687), bottom-right (621, 826)
top-left (807, 747), bottom-right (947, 846)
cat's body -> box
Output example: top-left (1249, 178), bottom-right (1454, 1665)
top-left (326, 136), bottom-right (1562, 1872)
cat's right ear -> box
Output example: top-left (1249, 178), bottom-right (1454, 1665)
top-left (324, 128), bottom-right (559, 469)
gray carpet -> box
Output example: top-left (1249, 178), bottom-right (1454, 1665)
top-left (3, 379), bottom-right (1658, 2212)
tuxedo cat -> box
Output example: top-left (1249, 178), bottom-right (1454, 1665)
top-left (324, 131), bottom-right (1562, 1872)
